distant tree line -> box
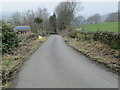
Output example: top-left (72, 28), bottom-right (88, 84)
top-left (9, 1), bottom-right (83, 34)
top-left (51, 1), bottom-right (118, 33)
top-left (8, 7), bottom-right (49, 35)
top-left (105, 12), bottom-right (118, 22)
top-left (6, 1), bottom-right (118, 34)
top-left (72, 12), bottom-right (118, 26)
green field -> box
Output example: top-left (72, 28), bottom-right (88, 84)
top-left (77, 22), bottom-right (118, 32)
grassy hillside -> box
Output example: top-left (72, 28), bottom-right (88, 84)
top-left (77, 22), bottom-right (118, 32)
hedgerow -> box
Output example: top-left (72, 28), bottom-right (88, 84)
top-left (69, 30), bottom-right (120, 50)
top-left (2, 22), bottom-right (21, 54)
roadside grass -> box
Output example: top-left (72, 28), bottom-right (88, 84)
top-left (2, 55), bottom-right (25, 71)
top-left (65, 37), bottom-right (120, 73)
top-left (76, 22), bottom-right (118, 32)
top-left (62, 27), bottom-right (120, 73)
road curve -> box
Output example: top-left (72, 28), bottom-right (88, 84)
top-left (11, 35), bottom-right (118, 88)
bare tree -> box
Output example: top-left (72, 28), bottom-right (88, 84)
top-left (55, 1), bottom-right (83, 30)
top-left (87, 14), bottom-right (101, 24)
top-left (22, 9), bottom-right (37, 33)
top-left (72, 15), bottom-right (86, 26)
top-left (36, 7), bottom-right (49, 35)
top-left (94, 14), bottom-right (101, 23)
top-left (11, 12), bottom-right (23, 26)
top-left (105, 12), bottom-right (118, 22)
top-left (21, 8), bottom-right (49, 34)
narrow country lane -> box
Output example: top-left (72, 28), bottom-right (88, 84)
top-left (11, 35), bottom-right (118, 88)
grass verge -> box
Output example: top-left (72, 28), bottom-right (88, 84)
top-left (64, 36), bottom-right (120, 74)
top-left (2, 35), bottom-right (47, 88)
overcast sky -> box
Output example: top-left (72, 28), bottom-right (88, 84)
top-left (0, 0), bottom-right (118, 19)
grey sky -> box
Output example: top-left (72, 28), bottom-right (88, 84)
top-left (1, 2), bottom-right (118, 18)
top-left (79, 2), bottom-right (118, 18)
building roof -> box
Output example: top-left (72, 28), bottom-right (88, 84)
top-left (15, 26), bottom-right (30, 30)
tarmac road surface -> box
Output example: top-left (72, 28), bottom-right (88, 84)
top-left (11, 35), bottom-right (118, 88)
